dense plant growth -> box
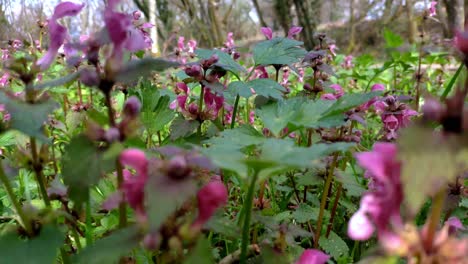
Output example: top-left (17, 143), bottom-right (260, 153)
top-left (0, 1), bottom-right (466, 263)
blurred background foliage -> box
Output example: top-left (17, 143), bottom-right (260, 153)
top-left (0, 0), bottom-right (467, 56)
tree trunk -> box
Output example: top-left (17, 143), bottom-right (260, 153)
top-left (443, 0), bottom-right (464, 37)
top-left (149, 0), bottom-right (159, 54)
top-left (293, 0), bottom-right (321, 50)
top-left (405, 0), bottom-right (417, 43)
top-left (274, 0), bottom-right (292, 35)
top-left (252, 0), bottom-right (268, 27)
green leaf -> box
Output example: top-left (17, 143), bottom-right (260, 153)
top-left (0, 131), bottom-right (16, 147)
top-left (195, 49), bottom-right (245, 77)
top-left (0, 225), bottom-right (64, 264)
top-left (184, 237), bottom-right (214, 264)
top-left (259, 139), bottom-right (354, 169)
top-left (169, 116), bottom-right (200, 140)
top-left (114, 58), bottom-right (180, 83)
top-left (321, 91), bottom-right (383, 117)
top-left (292, 204), bottom-right (317, 223)
top-left (204, 125), bottom-right (265, 149)
top-left (0, 95), bottom-right (58, 142)
top-left (201, 145), bottom-right (248, 177)
top-left (293, 100), bottom-right (345, 129)
top-left (228, 79), bottom-right (286, 100)
top-left (383, 28), bottom-right (403, 48)
top-left (62, 135), bottom-right (116, 205)
top-left (253, 37), bottom-right (306, 66)
top-left (205, 214), bottom-right (241, 239)
top-left (34, 71), bottom-right (80, 90)
top-left (397, 126), bottom-right (463, 214)
top-left (74, 227), bottom-right (141, 264)
top-left (138, 88), bottom-right (175, 133)
top-left (256, 98), bottom-right (303, 136)
top-left (318, 231), bottom-right (349, 260)
top-left (357, 256), bottom-right (399, 264)
top-left (335, 173), bottom-right (366, 197)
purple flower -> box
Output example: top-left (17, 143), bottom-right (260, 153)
top-left (104, 0), bottom-right (146, 64)
top-left (383, 115), bottom-right (399, 140)
top-left (177, 36), bottom-right (185, 51)
top-left (330, 84), bottom-right (344, 98)
top-left (287, 26), bottom-right (302, 39)
top-left (119, 149), bottom-right (149, 219)
top-left (0, 72), bottom-right (9, 87)
top-left (224, 32), bottom-right (235, 49)
top-left (261, 27), bottom-right (273, 40)
top-left (446, 217), bottom-right (465, 235)
top-left (187, 40), bottom-right (197, 53)
top-left (37, 2), bottom-right (84, 70)
top-left (295, 249), bottom-right (330, 264)
top-left (429, 1), bottom-right (437, 17)
top-left (328, 44), bottom-right (337, 56)
top-left (192, 180), bottom-right (228, 229)
top-left (348, 143), bottom-right (403, 242)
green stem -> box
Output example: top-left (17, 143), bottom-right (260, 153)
top-left (30, 137), bottom-right (51, 207)
top-left (441, 62), bottom-right (464, 100)
top-left (314, 154), bottom-right (338, 248)
top-left (60, 248), bottom-right (71, 264)
top-left (85, 196), bottom-right (93, 246)
top-left (0, 163), bottom-right (33, 235)
top-left (240, 170), bottom-right (259, 263)
top-left (116, 160), bottom-right (127, 228)
top-left (424, 188), bottom-right (445, 251)
top-left (325, 183), bottom-right (342, 237)
top-left (230, 95), bottom-right (240, 129)
top-left (198, 85), bottom-right (205, 135)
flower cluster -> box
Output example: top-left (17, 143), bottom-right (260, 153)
top-left (175, 36), bottom-right (197, 64)
top-left (374, 95), bottom-right (418, 140)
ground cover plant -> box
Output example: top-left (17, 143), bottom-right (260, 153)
top-left (0, 1), bottom-right (467, 263)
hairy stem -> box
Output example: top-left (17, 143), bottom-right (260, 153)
top-left (30, 138), bottom-right (51, 207)
top-left (424, 188), bottom-right (445, 251)
top-left (314, 154), bottom-right (338, 248)
top-left (326, 183), bottom-right (342, 237)
top-left (240, 170), bottom-right (259, 263)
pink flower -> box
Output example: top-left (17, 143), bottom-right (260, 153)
top-left (187, 40), bottom-right (197, 53)
top-left (295, 249), bottom-right (330, 264)
top-left (192, 180), bottom-right (228, 228)
top-left (177, 36), bottom-right (185, 51)
top-left (0, 72), bottom-right (9, 87)
top-left (37, 2), bottom-right (84, 70)
top-left (328, 44), bottom-right (337, 56)
top-left (428, 1), bottom-right (437, 17)
top-left (119, 149), bottom-right (149, 218)
top-left (342, 55), bottom-right (353, 69)
top-left (455, 29), bottom-right (468, 56)
top-left (348, 143), bottom-right (403, 242)
top-left (261, 27), bottom-right (273, 40)
top-left (330, 84), bottom-right (344, 98)
top-left (104, 0), bottom-right (146, 64)
top-left (383, 115), bottom-right (399, 140)
top-left (287, 26), bottom-right (302, 39)
top-left (225, 32), bottom-right (235, 49)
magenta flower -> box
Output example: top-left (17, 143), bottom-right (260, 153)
top-left (261, 27), bottom-right (273, 40)
top-left (342, 55), bottom-right (354, 69)
top-left (330, 84), bottom-right (344, 98)
top-left (192, 180), bottom-right (228, 229)
top-left (428, 1), bottom-right (437, 17)
top-left (1, 49), bottom-right (10, 61)
top-left (383, 115), bottom-right (399, 140)
top-left (119, 149), bottom-right (149, 219)
top-left (104, 0), bottom-right (146, 64)
top-left (348, 143), bottom-right (403, 243)
top-left (0, 72), bottom-right (9, 87)
top-left (287, 26), bottom-right (303, 39)
top-left (37, 1), bottom-right (84, 70)
top-left (455, 29), bottom-right (468, 56)
top-left (295, 249), bottom-right (330, 264)
top-left (177, 36), bottom-right (185, 51)
top-left (225, 32), bottom-right (235, 49)
top-left (328, 44), bottom-right (337, 56)
top-left (187, 40), bottom-right (197, 53)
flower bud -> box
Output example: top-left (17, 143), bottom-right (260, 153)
top-left (185, 64), bottom-right (202, 79)
top-left (166, 155), bottom-right (192, 180)
top-left (201, 54), bottom-right (219, 69)
top-left (104, 127), bottom-right (120, 142)
top-left (123, 96), bottom-right (141, 118)
top-left (192, 181), bottom-right (228, 228)
top-left (80, 69), bottom-right (100, 87)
